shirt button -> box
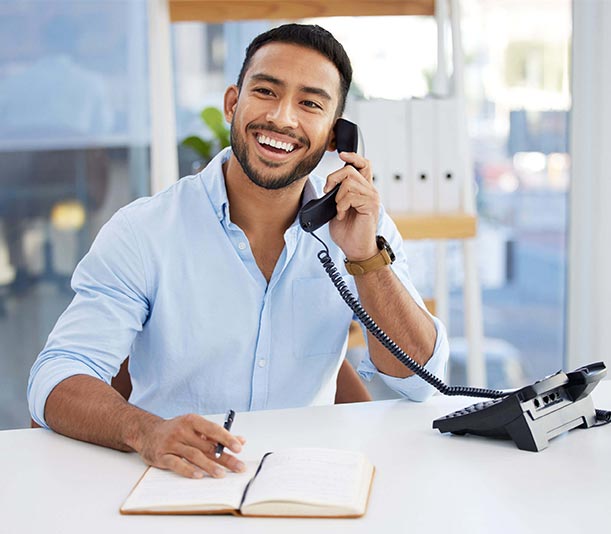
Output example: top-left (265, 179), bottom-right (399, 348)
top-left (238, 242), bottom-right (247, 250)
top-left (258, 359), bottom-right (267, 368)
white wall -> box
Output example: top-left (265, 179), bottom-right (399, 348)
top-left (567, 0), bottom-right (611, 370)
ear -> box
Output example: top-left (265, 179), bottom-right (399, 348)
top-left (223, 85), bottom-right (239, 123)
top-left (326, 119), bottom-right (338, 152)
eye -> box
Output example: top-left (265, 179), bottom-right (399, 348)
top-left (302, 100), bottom-right (323, 110)
top-left (254, 87), bottom-right (275, 97)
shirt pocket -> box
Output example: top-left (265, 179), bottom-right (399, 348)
top-left (292, 277), bottom-right (352, 359)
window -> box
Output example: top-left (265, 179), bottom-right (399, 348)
top-left (309, 0), bottom-right (571, 390)
top-left (0, 0), bottom-right (150, 429)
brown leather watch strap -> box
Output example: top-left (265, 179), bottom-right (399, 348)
top-left (344, 236), bottom-right (395, 276)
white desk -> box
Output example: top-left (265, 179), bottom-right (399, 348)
top-left (1, 383), bottom-right (610, 534)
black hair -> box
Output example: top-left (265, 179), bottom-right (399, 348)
top-left (236, 23), bottom-right (352, 116)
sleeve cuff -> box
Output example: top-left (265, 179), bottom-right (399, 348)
top-left (356, 316), bottom-right (449, 402)
top-left (27, 356), bottom-right (106, 429)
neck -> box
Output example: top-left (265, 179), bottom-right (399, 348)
top-left (223, 154), bottom-right (305, 235)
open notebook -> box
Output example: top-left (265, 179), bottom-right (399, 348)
top-left (121, 447), bottom-right (374, 518)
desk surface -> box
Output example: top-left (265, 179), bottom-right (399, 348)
top-left (1, 383), bottom-right (610, 534)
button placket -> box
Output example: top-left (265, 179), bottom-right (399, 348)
top-left (250, 288), bottom-right (272, 410)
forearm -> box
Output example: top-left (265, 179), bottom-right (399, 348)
top-left (45, 375), bottom-right (246, 479)
top-left (323, 149), bottom-right (438, 381)
top-left (354, 267), bottom-right (437, 378)
top-left (44, 374), bottom-right (161, 453)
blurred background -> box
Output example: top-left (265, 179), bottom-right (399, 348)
top-left (0, 0), bottom-right (574, 427)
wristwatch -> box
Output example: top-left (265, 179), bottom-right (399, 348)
top-left (344, 235), bottom-right (395, 276)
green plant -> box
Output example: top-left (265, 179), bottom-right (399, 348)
top-left (182, 106), bottom-right (230, 162)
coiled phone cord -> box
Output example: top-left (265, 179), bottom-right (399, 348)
top-left (311, 233), bottom-right (506, 399)
top-left (594, 409), bottom-right (611, 426)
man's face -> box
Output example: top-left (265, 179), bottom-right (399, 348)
top-left (224, 42), bottom-right (341, 190)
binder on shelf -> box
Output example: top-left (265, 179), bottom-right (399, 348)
top-left (383, 100), bottom-right (410, 213)
top-left (353, 100), bottom-right (390, 207)
top-left (353, 99), bottom-right (412, 213)
top-left (408, 98), bottom-right (436, 213)
top-left (434, 97), bottom-right (463, 212)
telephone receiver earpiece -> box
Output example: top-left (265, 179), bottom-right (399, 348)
top-left (299, 118), bottom-right (361, 233)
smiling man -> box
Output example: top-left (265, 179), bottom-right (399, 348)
top-left (28, 24), bottom-right (448, 479)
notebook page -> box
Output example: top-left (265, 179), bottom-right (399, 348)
top-left (241, 448), bottom-right (368, 509)
top-left (121, 460), bottom-right (259, 513)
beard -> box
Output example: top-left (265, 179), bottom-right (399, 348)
top-left (230, 122), bottom-right (328, 190)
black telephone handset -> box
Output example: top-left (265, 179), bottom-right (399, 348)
top-left (298, 119), bottom-right (610, 451)
top-left (299, 118), bottom-right (360, 233)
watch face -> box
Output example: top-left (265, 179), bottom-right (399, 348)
top-left (376, 235), bottom-right (396, 263)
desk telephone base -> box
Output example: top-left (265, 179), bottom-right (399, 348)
top-left (433, 362), bottom-right (608, 451)
top-left (298, 118), bottom-right (609, 452)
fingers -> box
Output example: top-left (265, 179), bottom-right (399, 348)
top-left (139, 414), bottom-right (247, 479)
top-left (339, 151), bottom-right (373, 181)
top-left (215, 450), bottom-right (247, 474)
top-left (160, 454), bottom-right (206, 479)
top-left (186, 413), bottom-right (244, 455)
top-left (172, 443), bottom-right (247, 479)
top-left (323, 155), bottom-right (379, 258)
top-left (174, 443), bottom-right (224, 478)
top-left (334, 176), bottom-right (379, 222)
top-left (322, 159), bottom-right (379, 223)
top-left (323, 153), bottom-right (372, 193)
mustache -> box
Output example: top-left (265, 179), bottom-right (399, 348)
top-left (246, 123), bottom-right (309, 148)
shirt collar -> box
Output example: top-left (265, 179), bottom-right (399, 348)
top-left (200, 147), bottom-right (321, 225)
top-left (199, 147), bottom-right (232, 223)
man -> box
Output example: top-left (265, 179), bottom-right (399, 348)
top-left (28, 24), bottom-right (448, 480)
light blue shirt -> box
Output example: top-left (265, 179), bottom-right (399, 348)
top-left (28, 148), bottom-right (449, 427)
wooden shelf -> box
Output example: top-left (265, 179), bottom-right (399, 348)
top-left (389, 212), bottom-right (477, 240)
top-left (169, 0), bottom-right (434, 22)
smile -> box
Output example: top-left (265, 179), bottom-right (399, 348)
top-left (256, 134), bottom-right (296, 153)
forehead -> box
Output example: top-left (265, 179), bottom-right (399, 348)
top-left (243, 42), bottom-right (341, 99)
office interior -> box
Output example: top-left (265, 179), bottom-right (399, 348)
top-left (0, 0), bottom-right (609, 431)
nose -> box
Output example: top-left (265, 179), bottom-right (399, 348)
top-left (265, 99), bottom-right (298, 130)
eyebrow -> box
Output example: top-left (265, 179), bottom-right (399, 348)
top-left (250, 73), bottom-right (333, 101)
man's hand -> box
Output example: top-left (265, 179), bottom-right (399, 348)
top-left (324, 151), bottom-right (380, 261)
top-left (136, 414), bottom-right (247, 479)
top-left (43, 376), bottom-right (247, 480)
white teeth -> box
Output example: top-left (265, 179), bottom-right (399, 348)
top-left (257, 134), bottom-right (295, 153)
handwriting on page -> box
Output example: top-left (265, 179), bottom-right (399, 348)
top-left (243, 448), bottom-right (365, 507)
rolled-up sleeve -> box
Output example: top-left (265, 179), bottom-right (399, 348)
top-left (357, 316), bottom-right (449, 401)
top-left (355, 208), bottom-right (450, 401)
top-left (27, 209), bottom-right (149, 427)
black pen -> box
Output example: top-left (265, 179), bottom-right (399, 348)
top-left (215, 409), bottom-right (236, 459)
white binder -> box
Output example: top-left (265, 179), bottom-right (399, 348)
top-left (353, 100), bottom-right (390, 208)
top-left (434, 97), bottom-right (463, 212)
top-left (353, 99), bottom-right (412, 213)
top-left (408, 98), bottom-right (436, 213)
top-left (383, 100), bottom-right (411, 213)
